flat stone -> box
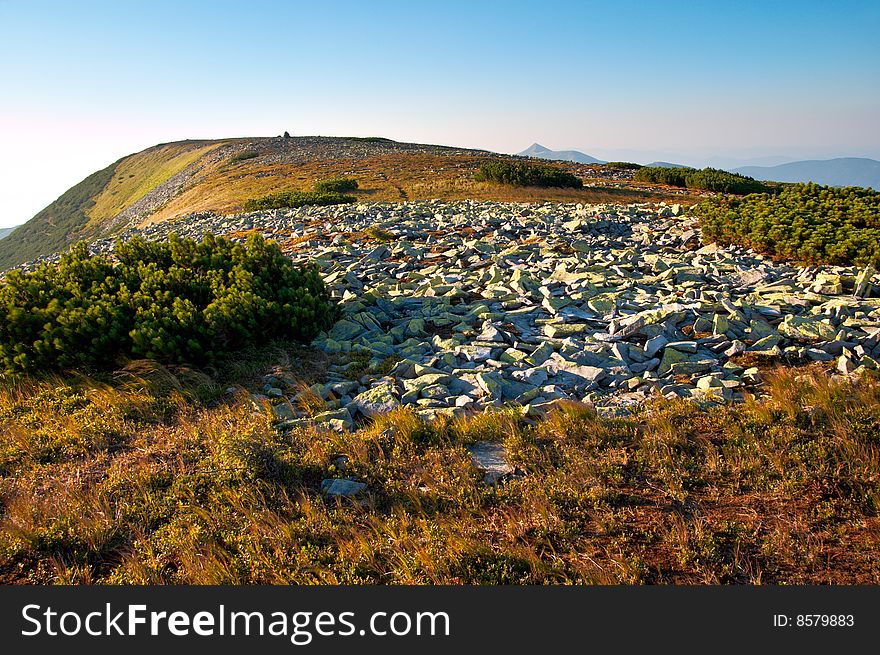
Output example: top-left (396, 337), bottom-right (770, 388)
top-left (658, 347), bottom-right (690, 376)
top-left (668, 360), bottom-right (714, 376)
top-left (512, 367), bottom-right (549, 386)
top-left (544, 323), bottom-right (590, 338)
top-left (314, 408), bottom-right (354, 430)
top-left (321, 478), bottom-right (368, 498)
top-left (327, 319), bottom-right (364, 341)
top-left (644, 334), bottom-right (668, 359)
top-left (854, 266), bottom-right (876, 298)
top-left (779, 315), bottom-right (837, 342)
top-left (466, 441), bottom-right (515, 485)
top-left (402, 373), bottom-right (452, 391)
top-left (349, 381), bottom-right (399, 416)
top-left (838, 355), bottom-right (857, 375)
top-left (272, 399), bottom-right (297, 420)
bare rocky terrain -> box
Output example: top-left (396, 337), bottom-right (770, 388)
top-left (24, 199), bottom-right (880, 430)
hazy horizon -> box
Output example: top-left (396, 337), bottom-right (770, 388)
top-left (1, 0), bottom-right (878, 228)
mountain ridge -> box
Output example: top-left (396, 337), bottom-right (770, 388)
top-left (732, 157), bottom-right (880, 189)
top-left (0, 136), bottom-right (692, 270)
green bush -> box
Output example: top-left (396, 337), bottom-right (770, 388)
top-left (0, 234), bottom-right (336, 375)
top-left (475, 161), bottom-right (583, 189)
top-left (686, 168), bottom-right (771, 195)
top-left (229, 151), bottom-right (259, 163)
top-left (604, 161), bottom-right (643, 170)
top-left (635, 166), bottom-right (770, 195)
top-left (313, 177), bottom-right (359, 193)
top-left (696, 183), bottom-right (880, 267)
top-left (634, 166), bottom-right (691, 187)
top-left (242, 191), bottom-right (355, 212)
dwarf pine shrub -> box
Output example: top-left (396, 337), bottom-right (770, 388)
top-left (0, 233), bottom-right (336, 374)
top-left (313, 177), bottom-right (359, 193)
top-left (604, 161), bottom-right (643, 170)
top-left (696, 183), bottom-right (880, 267)
top-left (242, 191), bottom-right (355, 212)
top-left (635, 166), bottom-right (770, 194)
top-left (475, 161), bottom-right (583, 188)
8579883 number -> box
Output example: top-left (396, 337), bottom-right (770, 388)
top-left (774, 614), bottom-right (854, 627)
top-left (799, 615), bottom-right (853, 627)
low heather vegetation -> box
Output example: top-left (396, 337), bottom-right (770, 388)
top-left (475, 161), bottom-right (583, 189)
top-left (0, 234), bottom-right (335, 375)
top-left (697, 183), bottom-right (880, 267)
top-left (0, 362), bottom-right (877, 584)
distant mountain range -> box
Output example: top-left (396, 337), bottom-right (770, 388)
top-left (517, 143), bottom-right (604, 164)
top-left (0, 227), bottom-right (16, 241)
top-left (732, 158), bottom-right (879, 189)
top-left (518, 144), bottom-right (880, 189)
top-left (645, 161), bottom-right (689, 169)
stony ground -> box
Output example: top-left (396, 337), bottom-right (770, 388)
top-left (57, 200), bottom-right (880, 432)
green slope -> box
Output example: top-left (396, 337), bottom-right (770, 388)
top-left (0, 140), bottom-right (221, 270)
top-left (0, 160), bottom-right (120, 270)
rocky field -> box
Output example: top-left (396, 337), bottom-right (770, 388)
top-left (40, 199), bottom-right (880, 430)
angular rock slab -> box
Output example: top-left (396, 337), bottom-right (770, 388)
top-left (321, 478), bottom-right (368, 498)
top-left (466, 441), bottom-right (516, 485)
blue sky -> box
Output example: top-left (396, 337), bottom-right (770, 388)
top-left (1, 0), bottom-right (878, 227)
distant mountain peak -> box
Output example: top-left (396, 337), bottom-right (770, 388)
top-left (517, 144), bottom-right (603, 165)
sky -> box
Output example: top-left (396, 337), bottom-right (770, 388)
top-left (0, 0), bottom-right (878, 228)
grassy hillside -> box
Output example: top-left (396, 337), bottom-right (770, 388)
top-left (0, 160), bottom-right (121, 270)
top-left (85, 141), bottom-right (223, 226)
top-left (0, 140), bottom-right (228, 270)
top-left (0, 137), bottom-right (699, 269)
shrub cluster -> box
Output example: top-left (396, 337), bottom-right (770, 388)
top-left (696, 183), bottom-right (880, 267)
top-left (242, 191), bottom-right (355, 212)
top-left (0, 234), bottom-right (336, 374)
top-left (475, 161), bottom-right (583, 188)
top-left (635, 166), bottom-right (770, 194)
top-left (604, 161), bottom-right (643, 170)
top-left (635, 166), bottom-right (690, 187)
top-left (313, 177), bottom-right (359, 193)
top-left (229, 151), bottom-right (259, 163)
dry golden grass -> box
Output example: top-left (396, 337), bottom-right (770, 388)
top-left (87, 141), bottom-right (224, 226)
top-left (1, 355), bottom-right (878, 585)
top-left (143, 152), bottom-right (699, 226)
